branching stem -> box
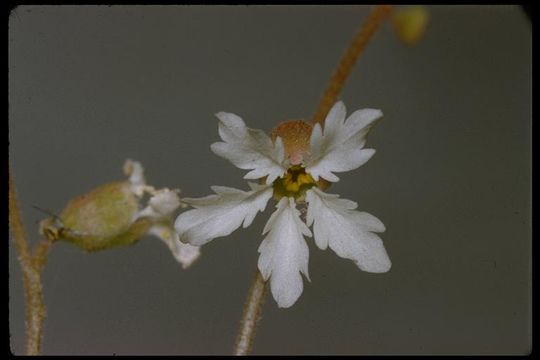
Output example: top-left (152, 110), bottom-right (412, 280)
top-left (9, 168), bottom-right (55, 355)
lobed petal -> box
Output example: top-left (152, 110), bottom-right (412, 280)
top-left (149, 223), bottom-right (201, 269)
top-left (257, 197), bottom-right (311, 308)
top-left (305, 101), bottom-right (383, 182)
top-left (136, 188), bottom-right (181, 220)
top-left (174, 183), bottom-right (273, 246)
top-left (306, 188), bottom-right (390, 273)
top-left (123, 159), bottom-right (148, 196)
top-left (211, 112), bottom-right (286, 184)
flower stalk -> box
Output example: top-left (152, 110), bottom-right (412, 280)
top-left (312, 5), bottom-right (393, 125)
top-left (234, 270), bottom-right (268, 356)
top-left (9, 168), bottom-right (54, 355)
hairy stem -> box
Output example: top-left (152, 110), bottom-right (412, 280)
top-left (312, 5), bottom-right (393, 125)
top-left (233, 270), bottom-right (268, 356)
top-left (9, 169), bottom-right (54, 355)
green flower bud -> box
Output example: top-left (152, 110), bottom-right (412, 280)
top-left (392, 6), bottom-right (430, 45)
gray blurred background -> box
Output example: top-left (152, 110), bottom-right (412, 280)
top-left (9, 5), bottom-right (531, 355)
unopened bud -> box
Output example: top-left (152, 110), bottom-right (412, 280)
top-left (392, 6), bottom-right (430, 45)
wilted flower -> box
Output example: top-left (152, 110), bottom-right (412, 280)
top-left (175, 101), bottom-right (391, 307)
top-left (39, 159), bottom-right (200, 269)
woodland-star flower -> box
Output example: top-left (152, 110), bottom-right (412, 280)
top-left (174, 101), bottom-right (391, 308)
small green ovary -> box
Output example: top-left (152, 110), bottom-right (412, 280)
top-left (272, 165), bottom-right (316, 200)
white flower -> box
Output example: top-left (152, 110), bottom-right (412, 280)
top-left (174, 101), bottom-right (390, 308)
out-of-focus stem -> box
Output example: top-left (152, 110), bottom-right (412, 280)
top-left (9, 168), bottom-right (54, 355)
top-left (233, 270), bottom-right (268, 356)
top-left (312, 5), bottom-right (393, 125)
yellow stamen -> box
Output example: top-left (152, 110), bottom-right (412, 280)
top-left (285, 182), bottom-right (300, 193)
top-left (297, 173), bottom-right (313, 186)
top-left (272, 166), bottom-right (316, 200)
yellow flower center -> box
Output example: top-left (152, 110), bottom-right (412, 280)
top-left (272, 165), bottom-right (316, 200)
top-left (268, 119), bottom-right (332, 198)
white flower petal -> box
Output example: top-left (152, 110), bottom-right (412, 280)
top-left (149, 189), bottom-right (181, 215)
top-left (305, 101), bottom-right (383, 182)
top-left (320, 99), bottom-right (347, 140)
top-left (174, 183), bottom-right (273, 246)
top-left (149, 224), bottom-right (201, 269)
top-left (306, 188), bottom-right (390, 273)
top-left (123, 159), bottom-right (147, 196)
top-left (257, 197), bottom-right (311, 308)
top-left (210, 112), bottom-right (286, 184)
top-left (137, 188), bottom-right (181, 219)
